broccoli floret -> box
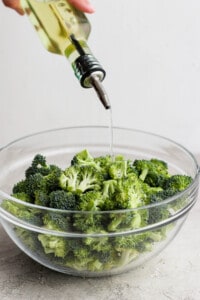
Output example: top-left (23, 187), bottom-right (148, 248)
top-left (109, 159), bottom-right (128, 179)
top-left (147, 189), bottom-right (175, 224)
top-left (2, 199), bottom-right (42, 225)
top-left (94, 155), bottom-right (112, 179)
top-left (83, 229), bottom-right (111, 252)
top-left (42, 212), bottom-right (71, 232)
top-left (65, 246), bottom-right (105, 272)
top-left (14, 164), bottom-right (63, 203)
top-left (102, 180), bottom-right (117, 202)
top-left (114, 232), bottom-right (155, 261)
top-left (73, 210), bottom-right (104, 233)
top-left (38, 234), bottom-right (68, 258)
top-left (15, 227), bottom-right (41, 251)
top-left (76, 166), bottom-right (103, 194)
top-left (44, 165), bottom-right (63, 193)
top-left (61, 165), bottom-right (103, 194)
top-left (148, 204), bottom-right (170, 224)
top-left (25, 173), bottom-right (47, 199)
top-left (108, 209), bottom-right (148, 232)
top-left (164, 175), bottom-right (192, 192)
top-left (113, 235), bottom-right (140, 266)
top-left (37, 212), bottom-right (72, 258)
top-left (133, 158), bottom-right (170, 187)
top-left (12, 179), bottom-right (27, 194)
top-left (59, 166), bottom-right (79, 191)
top-left (78, 191), bottom-right (103, 211)
top-left (71, 149), bottom-right (100, 169)
top-left (114, 175), bottom-right (146, 209)
top-left (34, 190), bottom-right (50, 207)
top-left (25, 154), bottom-right (50, 178)
top-left (49, 190), bottom-right (77, 210)
top-left (12, 192), bottom-right (32, 203)
top-left (149, 188), bottom-right (176, 203)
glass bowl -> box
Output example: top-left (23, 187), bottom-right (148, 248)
top-left (0, 126), bottom-right (199, 277)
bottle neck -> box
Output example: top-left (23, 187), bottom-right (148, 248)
top-left (64, 35), bottom-right (105, 88)
top-left (64, 35), bottom-right (110, 109)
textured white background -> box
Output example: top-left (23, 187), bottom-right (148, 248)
top-left (0, 0), bottom-right (200, 155)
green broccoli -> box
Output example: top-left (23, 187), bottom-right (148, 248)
top-left (34, 190), bottom-right (50, 207)
top-left (164, 175), bottom-right (192, 192)
top-left (76, 166), bottom-right (103, 194)
top-left (11, 192), bottom-right (32, 203)
top-left (25, 154), bottom-right (50, 177)
top-left (3, 149), bottom-right (194, 273)
top-left (108, 159), bottom-right (128, 179)
top-left (49, 190), bottom-right (77, 210)
top-left (94, 154), bottom-right (112, 179)
top-left (71, 149), bottom-right (100, 169)
top-left (59, 165), bottom-right (79, 191)
top-left (113, 174), bottom-right (146, 209)
top-left (2, 198), bottom-right (42, 225)
top-left (12, 179), bottom-right (28, 195)
top-left (108, 209), bottom-right (148, 232)
top-left (38, 234), bottom-right (68, 258)
top-left (42, 212), bottom-right (71, 232)
top-left (73, 211), bottom-right (104, 233)
top-left (61, 165), bottom-right (103, 194)
top-left (133, 158), bottom-right (170, 187)
top-left (78, 191), bottom-right (103, 211)
top-left (37, 212), bottom-right (72, 258)
top-left (15, 227), bottom-right (41, 251)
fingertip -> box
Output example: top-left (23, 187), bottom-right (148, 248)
top-left (69, 0), bottom-right (95, 14)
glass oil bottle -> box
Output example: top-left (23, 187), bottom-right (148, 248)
top-left (20, 0), bottom-right (110, 109)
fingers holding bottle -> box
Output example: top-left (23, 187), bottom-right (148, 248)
top-left (2, 0), bottom-right (95, 15)
top-left (2, 0), bottom-right (24, 15)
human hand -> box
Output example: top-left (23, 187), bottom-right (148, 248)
top-left (2, 0), bottom-right (94, 15)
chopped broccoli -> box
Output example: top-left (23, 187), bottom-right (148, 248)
top-left (78, 191), bottom-right (103, 211)
top-left (2, 199), bottom-right (42, 225)
top-left (76, 166), bottom-right (103, 194)
top-left (133, 158), bottom-right (170, 187)
top-left (71, 149), bottom-right (100, 170)
top-left (107, 209), bottom-right (148, 232)
top-left (109, 159), bottom-right (128, 179)
top-left (94, 154), bottom-right (112, 179)
top-left (49, 190), bottom-right (77, 210)
top-left (42, 212), bottom-right (71, 232)
top-left (34, 190), bottom-right (50, 207)
top-left (37, 212), bottom-right (72, 258)
top-left (12, 179), bottom-right (28, 195)
top-left (2, 149), bottom-right (193, 273)
top-left (60, 165), bottom-right (79, 192)
top-left (113, 174), bottom-right (146, 209)
top-left (38, 234), bottom-right (68, 258)
top-left (25, 154), bottom-right (50, 177)
top-left (164, 175), bottom-right (192, 192)
top-left (12, 192), bottom-right (32, 203)
top-left (15, 227), bottom-right (41, 251)
top-left (61, 165), bottom-right (103, 194)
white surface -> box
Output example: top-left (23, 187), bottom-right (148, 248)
top-left (0, 0), bottom-right (200, 155)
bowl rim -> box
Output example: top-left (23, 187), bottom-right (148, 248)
top-left (0, 125), bottom-right (199, 213)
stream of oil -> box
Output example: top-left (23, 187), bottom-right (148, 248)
top-left (108, 108), bottom-right (114, 159)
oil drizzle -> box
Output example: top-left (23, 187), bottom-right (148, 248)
top-left (108, 108), bottom-right (114, 158)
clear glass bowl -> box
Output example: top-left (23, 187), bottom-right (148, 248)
top-left (0, 126), bottom-right (199, 277)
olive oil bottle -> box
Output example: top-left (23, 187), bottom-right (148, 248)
top-left (21, 0), bottom-right (110, 109)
